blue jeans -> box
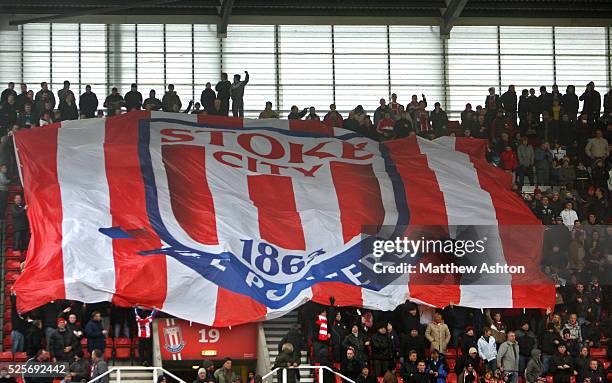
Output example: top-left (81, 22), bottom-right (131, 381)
top-left (11, 330), bottom-right (24, 353)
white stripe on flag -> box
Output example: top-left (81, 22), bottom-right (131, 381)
top-left (151, 111), bottom-right (197, 123)
top-left (162, 256), bottom-right (218, 325)
top-left (57, 119), bottom-right (115, 302)
top-left (416, 137), bottom-right (513, 307)
top-left (265, 287), bottom-right (313, 321)
top-left (362, 274), bottom-right (409, 310)
top-left (243, 119), bottom-right (290, 130)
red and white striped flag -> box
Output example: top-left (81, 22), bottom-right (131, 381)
top-left (13, 111), bottom-right (555, 326)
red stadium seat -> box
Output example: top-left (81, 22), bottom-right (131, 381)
top-left (14, 352), bottom-right (27, 362)
top-left (0, 352), bottom-right (12, 362)
top-left (5, 272), bottom-right (19, 285)
top-left (546, 376), bottom-right (553, 383)
top-left (114, 338), bottom-right (131, 360)
top-left (448, 359), bottom-right (456, 370)
top-left (591, 348), bottom-right (606, 359)
top-left (445, 348), bottom-right (457, 359)
top-left (104, 338), bottom-right (113, 360)
top-left (2, 336), bottom-right (10, 350)
top-left (6, 251), bottom-right (20, 260)
top-left (3, 322), bottom-right (12, 335)
top-left (447, 373), bottom-right (457, 383)
top-left (132, 337), bottom-right (139, 359)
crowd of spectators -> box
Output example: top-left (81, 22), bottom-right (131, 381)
top-left (0, 76), bottom-right (611, 383)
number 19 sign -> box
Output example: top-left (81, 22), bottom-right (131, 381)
top-left (158, 318), bottom-right (258, 361)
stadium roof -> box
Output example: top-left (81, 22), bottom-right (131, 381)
top-left (1, 0), bottom-right (611, 36)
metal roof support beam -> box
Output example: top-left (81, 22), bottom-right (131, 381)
top-left (217, 0), bottom-right (235, 38)
top-left (440, 0), bottom-right (468, 37)
top-left (8, 0), bottom-right (180, 25)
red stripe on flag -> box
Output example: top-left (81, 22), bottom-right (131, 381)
top-left (311, 282), bottom-right (363, 307)
top-left (104, 111), bottom-right (168, 308)
top-left (469, 156), bottom-right (556, 308)
top-left (330, 162), bottom-right (385, 243)
top-left (162, 144), bottom-right (218, 245)
top-left (197, 114), bottom-right (244, 128)
top-left (247, 175), bottom-right (305, 250)
top-left (14, 126), bottom-right (66, 312)
top-left (453, 137), bottom-right (488, 161)
top-left (289, 120), bottom-right (334, 136)
top-left (384, 136), bottom-right (461, 307)
top-left (212, 288), bottom-right (267, 327)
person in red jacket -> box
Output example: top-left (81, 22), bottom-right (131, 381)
top-left (500, 145), bottom-right (519, 181)
top-left (377, 111), bottom-right (396, 140)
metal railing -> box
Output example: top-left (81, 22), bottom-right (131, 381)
top-left (261, 365), bottom-right (355, 383)
top-left (88, 366), bottom-right (186, 383)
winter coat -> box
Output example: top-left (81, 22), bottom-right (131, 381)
top-left (477, 335), bottom-right (497, 362)
top-left (85, 319), bottom-right (106, 352)
top-left (79, 91), bottom-right (99, 117)
top-left (497, 340), bottom-right (520, 371)
top-left (500, 150), bottom-right (518, 171)
top-left (274, 350), bottom-right (297, 383)
top-left (200, 88), bottom-right (216, 112)
top-left (515, 329), bottom-right (538, 357)
top-left (48, 328), bottom-right (78, 362)
top-left (371, 332), bottom-right (392, 360)
top-left (517, 144), bottom-right (535, 166)
top-left (525, 349), bottom-right (543, 383)
top-left (550, 352), bottom-right (573, 383)
top-left (215, 80), bottom-right (231, 101)
top-left (214, 368), bottom-right (238, 383)
top-left (162, 91), bottom-right (182, 112)
top-left (585, 137), bottom-right (609, 159)
top-left (343, 333), bottom-right (367, 362)
top-left (425, 322), bottom-right (451, 353)
top-left (426, 356), bottom-right (448, 383)
top-left (124, 90), bottom-right (143, 111)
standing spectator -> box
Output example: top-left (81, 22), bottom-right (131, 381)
top-left (10, 293), bottom-right (26, 353)
top-left (278, 324), bottom-right (303, 382)
top-left (425, 313), bottom-right (451, 353)
top-left (550, 344), bottom-right (574, 383)
top-left (524, 349), bottom-right (545, 383)
top-left (371, 324), bottom-right (392, 377)
top-left (485, 87), bottom-right (500, 126)
top-left (259, 102), bottom-right (279, 119)
top-left (560, 202), bottom-right (579, 230)
top-left (603, 88), bottom-right (612, 117)
top-left (377, 111), bottom-right (396, 140)
top-left (456, 347), bottom-right (480, 375)
top-left (162, 84), bottom-right (182, 112)
top-left (579, 82), bottom-right (601, 127)
top-left (539, 86), bottom-right (553, 117)
top-left (314, 307), bottom-right (331, 362)
top-left (273, 343), bottom-right (298, 383)
top-left (584, 130), bottom-right (609, 160)
top-left (69, 351), bottom-right (89, 382)
top-left (562, 313), bottom-right (582, 342)
top-left (35, 82), bottom-right (56, 110)
top-left (583, 360), bottom-right (605, 383)
top-left (416, 101), bottom-right (430, 134)
top-left (305, 106), bottom-right (320, 121)
top-left (500, 145), bottom-right (519, 177)
top-left (574, 346), bottom-right (592, 379)
top-left (90, 349), bottom-right (109, 383)
top-left (0, 94), bottom-right (18, 130)
top-left (58, 93), bottom-right (78, 121)
top-left (497, 331), bottom-right (520, 383)
top-left (461, 103), bottom-right (473, 124)
top-left (24, 320), bottom-right (43, 358)
top-left (15, 83), bottom-right (29, 111)
top-left (12, 194), bottom-right (28, 252)
top-left (542, 323), bottom-right (562, 375)
top-left (230, 71), bottom-right (249, 117)
top-left (57, 81), bottom-right (74, 104)
top-left (478, 327), bottom-right (498, 372)
top-left (343, 324), bottom-right (368, 363)
top-left (48, 318), bottom-right (78, 362)
top-left (0, 82), bottom-right (16, 104)
top-left (394, 111), bottom-right (414, 138)
top-left (389, 93), bottom-right (404, 119)
top-left (330, 312), bottom-right (347, 363)
top-left (214, 358), bottom-right (238, 383)
top-left (288, 105), bottom-right (308, 120)
top-left (103, 87), bottom-right (124, 115)
top-left (216, 73), bottom-right (231, 116)
top-left (516, 322), bottom-right (538, 377)
top-left (426, 349), bottom-right (449, 383)
top-left (400, 350), bottom-right (419, 383)
top-left (124, 83), bottom-right (143, 111)
top-left (374, 99), bottom-right (390, 127)
top-left (535, 142), bottom-right (553, 185)
top-left (563, 86), bottom-right (579, 123)
top-left (323, 104), bottom-right (343, 128)
top-left (517, 137), bottom-right (534, 186)
top-left (430, 102), bottom-right (448, 136)
top-left (143, 90), bottom-right (162, 111)
top-left (341, 348), bottom-right (361, 382)
top-left (24, 349), bottom-right (51, 383)
top-left (135, 307), bottom-right (157, 366)
top-left (201, 83), bottom-right (216, 113)
top-left (501, 85), bottom-right (518, 127)
top-left (79, 85), bottom-right (99, 118)
top-left (85, 311), bottom-right (107, 354)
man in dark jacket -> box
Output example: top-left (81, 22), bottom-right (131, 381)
top-left (161, 84), bottom-right (182, 112)
top-left (456, 347), bottom-right (480, 375)
top-left (516, 322), bottom-right (538, 377)
top-left (563, 85), bottom-right (579, 123)
top-left (230, 71), bottom-right (249, 117)
top-left (200, 83), bottom-right (216, 113)
top-left (79, 85), bottom-right (99, 118)
top-left (48, 318), bottom-right (78, 362)
top-left (124, 84), bottom-right (143, 111)
top-left (0, 94), bottom-right (18, 130)
top-left (485, 87), bottom-right (500, 125)
top-left (401, 329), bottom-right (426, 360)
top-left (103, 87), bottom-right (124, 115)
top-left (539, 86), bottom-right (553, 116)
top-left (371, 324), bottom-right (392, 377)
top-left (1, 82), bottom-right (17, 104)
top-left (216, 73), bottom-right (231, 116)
top-left (24, 349), bottom-right (52, 383)
top-left (90, 349), bottom-right (109, 383)
top-left (85, 311), bottom-right (107, 353)
top-left (35, 82), bottom-right (56, 110)
top-left (143, 90), bottom-right (162, 111)
top-left (580, 82), bottom-right (601, 127)
top-left (541, 323), bottom-right (562, 374)
top-left (341, 348), bottom-right (361, 381)
top-left (10, 293), bottom-right (26, 353)
top-left (16, 83), bottom-right (30, 111)
top-left (11, 194), bottom-right (28, 252)
top-left (550, 343), bottom-right (574, 383)
top-left (501, 85), bottom-right (518, 127)
top-left (401, 350), bottom-right (419, 383)
top-left (355, 366), bottom-right (377, 383)
top-left (69, 350), bottom-right (89, 382)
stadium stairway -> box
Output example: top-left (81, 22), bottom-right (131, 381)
top-left (109, 369), bottom-right (155, 383)
top-left (263, 310), bottom-right (312, 383)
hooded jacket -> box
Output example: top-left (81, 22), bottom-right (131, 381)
top-left (524, 349), bottom-right (543, 383)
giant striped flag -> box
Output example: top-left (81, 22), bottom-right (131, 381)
top-left (13, 111), bottom-right (555, 326)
